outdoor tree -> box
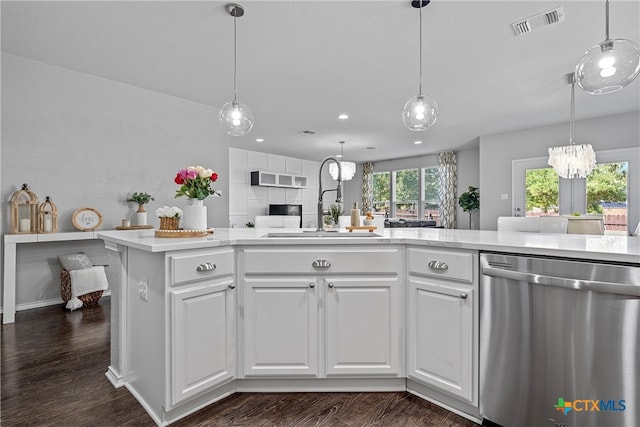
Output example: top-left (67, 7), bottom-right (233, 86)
top-left (586, 163), bottom-right (627, 213)
top-left (526, 168), bottom-right (559, 213)
top-left (395, 169), bottom-right (419, 213)
top-left (373, 172), bottom-right (390, 213)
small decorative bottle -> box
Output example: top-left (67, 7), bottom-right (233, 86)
top-left (350, 202), bottom-right (361, 227)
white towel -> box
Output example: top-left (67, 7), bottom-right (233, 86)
top-left (66, 266), bottom-right (109, 310)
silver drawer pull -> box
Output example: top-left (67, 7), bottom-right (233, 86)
top-left (309, 282), bottom-right (315, 288)
top-left (428, 260), bottom-right (448, 272)
top-left (196, 262), bottom-right (216, 272)
top-left (312, 259), bottom-right (331, 269)
top-left (228, 283), bottom-right (236, 290)
top-left (460, 292), bottom-right (468, 299)
top-left (328, 282), bottom-right (334, 288)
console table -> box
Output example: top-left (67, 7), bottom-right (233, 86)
top-left (3, 231), bottom-right (98, 324)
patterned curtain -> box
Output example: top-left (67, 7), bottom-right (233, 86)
top-left (437, 151), bottom-right (457, 229)
top-left (361, 162), bottom-right (374, 213)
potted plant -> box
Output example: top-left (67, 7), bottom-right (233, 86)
top-left (127, 192), bottom-right (154, 226)
top-left (328, 203), bottom-right (343, 227)
top-left (458, 186), bottom-right (480, 229)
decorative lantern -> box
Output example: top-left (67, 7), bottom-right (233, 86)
top-left (9, 183), bottom-right (38, 234)
top-left (37, 196), bottom-right (58, 233)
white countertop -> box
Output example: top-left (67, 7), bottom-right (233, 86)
top-left (96, 228), bottom-right (640, 263)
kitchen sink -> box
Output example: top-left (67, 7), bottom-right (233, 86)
top-left (264, 231), bottom-right (382, 238)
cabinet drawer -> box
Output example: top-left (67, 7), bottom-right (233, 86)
top-left (408, 248), bottom-right (473, 282)
top-left (171, 249), bottom-right (234, 285)
top-left (242, 247), bottom-right (402, 275)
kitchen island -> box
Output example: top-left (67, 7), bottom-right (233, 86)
top-left (97, 228), bottom-right (639, 426)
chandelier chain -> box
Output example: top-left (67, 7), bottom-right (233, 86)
top-left (570, 80), bottom-right (575, 145)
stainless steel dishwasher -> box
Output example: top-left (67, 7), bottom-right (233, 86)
top-left (479, 252), bottom-right (640, 427)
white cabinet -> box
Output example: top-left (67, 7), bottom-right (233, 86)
top-left (240, 246), bottom-right (403, 378)
top-left (170, 280), bottom-right (235, 406)
top-left (167, 248), bottom-right (236, 407)
top-left (407, 247), bottom-right (478, 405)
top-left (251, 170), bottom-right (308, 188)
top-left (243, 279), bottom-right (318, 376)
top-left (325, 277), bottom-right (401, 376)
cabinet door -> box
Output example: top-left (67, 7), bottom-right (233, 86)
top-left (244, 278), bottom-right (318, 376)
top-left (170, 281), bottom-right (235, 406)
top-left (407, 278), bottom-right (473, 402)
top-left (325, 277), bottom-right (402, 376)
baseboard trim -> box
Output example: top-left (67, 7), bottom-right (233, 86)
top-left (105, 366), bottom-right (125, 388)
top-left (0, 291), bottom-right (112, 314)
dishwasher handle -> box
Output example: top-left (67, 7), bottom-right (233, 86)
top-left (482, 266), bottom-right (640, 298)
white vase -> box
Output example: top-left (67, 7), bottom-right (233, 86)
top-left (182, 198), bottom-right (207, 230)
top-left (135, 212), bottom-right (147, 226)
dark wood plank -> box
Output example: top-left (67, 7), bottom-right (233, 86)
top-left (2, 299), bottom-right (478, 427)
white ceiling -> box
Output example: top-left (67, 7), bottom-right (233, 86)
top-left (2, 0), bottom-right (639, 162)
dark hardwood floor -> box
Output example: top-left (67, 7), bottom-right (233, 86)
top-left (2, 299), bottom-right (478, 426)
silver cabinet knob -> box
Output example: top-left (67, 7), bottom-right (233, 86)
top-left (460, 292), bottom-right (468, 299)
top-left (196, 262), bottom-right (216, 272)
top-left (309, 282), bottom-right (315, 288)
top-left (312, 259), bottom-right (331, 269)
top-left (228, 283), bottom-right (236, 290)
top-left (428, 260), bottom-right (448, 272)
top-left (328, 282), bottom-right (334, 288)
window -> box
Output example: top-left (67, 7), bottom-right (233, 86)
top-left (372, 167), bottom-right (440, 222)
top-left (423, 167), bottom-right (440, 224)
top-left (587, 162), bottom-right (628, 233)
top-left (394, 169), bottom-right (419, 219)
top-left (525, 167), bottom-right (559, 216)
top-left (373, 172), bottom-right (390, 216)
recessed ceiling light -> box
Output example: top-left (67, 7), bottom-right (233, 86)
top-left (256, 138), bottom-right (264, 142)
top-left (414, 140), bottom-right (423, 145)
top-left (338, 114), bottom-right (349, 120)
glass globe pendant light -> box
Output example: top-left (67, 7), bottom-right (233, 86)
top-left (402, 0), bottom-right (438, 131)
top-left (219, 3), bottom-right (254, 136)
top-left (575, 0), bottom-right (640, 94)
top-left (548, 73), bottom-right (597, 179)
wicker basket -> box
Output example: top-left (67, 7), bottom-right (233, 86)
top-left (159, 217), bottom-right (180, 230)
top-left (60, 268), bottom-right (104, 307)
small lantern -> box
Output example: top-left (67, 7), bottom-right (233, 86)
top-left (37, 196), bottom-right (58, 234)
top-left (9, 183), bottom-right (38, 234)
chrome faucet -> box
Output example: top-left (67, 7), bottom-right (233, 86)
top-left (317, 157), bottom-right (342, 231)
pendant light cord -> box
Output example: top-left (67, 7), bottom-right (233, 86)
top-left (233, 13), bottom-right (238, 102)
top-left (605, 0), bottom-right (610, 40)
top-left (418, 2), bottom-right (423, 96)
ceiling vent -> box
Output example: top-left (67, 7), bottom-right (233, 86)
top-left (512, 6), bottom-right (565, 36)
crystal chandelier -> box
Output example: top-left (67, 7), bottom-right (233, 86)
top-left (402, 1), bottom-right (438, 131)
top-left (219, 3), bottom-right (254, 136)
top-left (548, 74), bottom-right (597, 179)
top-left (575, 0), bottom-right (640, 94)
top-left (329, 141), bottom-right (356, 181)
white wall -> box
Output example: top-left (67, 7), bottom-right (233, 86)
top-left (229, 148), bottom-right (320, 228)
top-left (479, 111), bottom-right (639, 230)
top-left (1, 54), bottom-right (231, 308)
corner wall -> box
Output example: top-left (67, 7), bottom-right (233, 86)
top-left (1, 53), bottom-right (231, 308)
